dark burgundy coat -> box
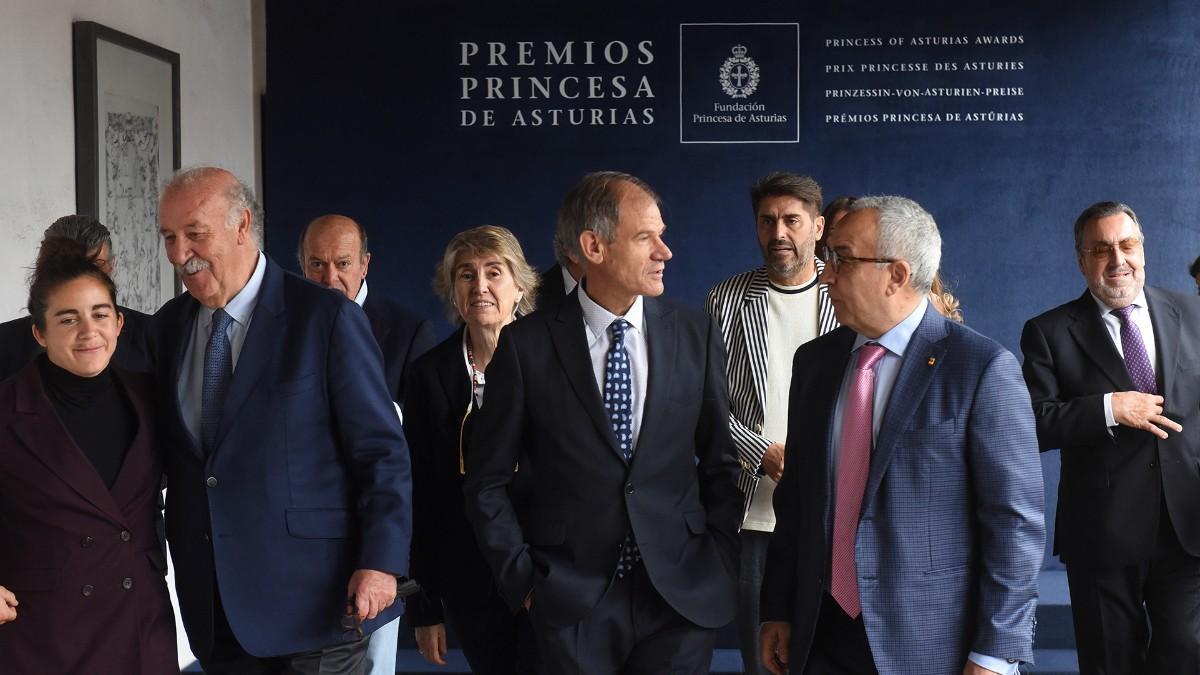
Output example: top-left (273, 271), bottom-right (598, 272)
top-left (0, 361), bottom-right (177, 674)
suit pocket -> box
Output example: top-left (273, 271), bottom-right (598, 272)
top-left (277, 372), bottom-right (319, 397)
top-left (6, 566), bottom-right (60, 591)
top-left (526, 519), bottom-right (565, 546)
top-left (286, 508), bottom-right (352, 539)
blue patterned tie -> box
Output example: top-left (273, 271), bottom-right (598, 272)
top-left (201, 309), bottom-right (234, 454)
top-left (605, 319), bottom-right (641, 577)
top-left (1112, 305), bottom-right (1157, 394)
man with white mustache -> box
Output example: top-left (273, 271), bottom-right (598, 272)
top-left (154, 166), bottom-right (412, 674)
top-left (1021, 201), bottom-right (1200, 674)
top-left (704, 171), bottom-right (838, 675)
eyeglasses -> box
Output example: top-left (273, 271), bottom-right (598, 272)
top-left (1079, 238), bottom-right (1143, 260)
top-left (820, 246), bottom-right (897, 272)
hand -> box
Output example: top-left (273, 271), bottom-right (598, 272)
top-left (761, 442), bottom-right (785, 483)
top-left (0, 586), bottom-right (16, 624)
top-left (759, 621), bottom-right (791, 675)
top-left (346, 569), bottom-right (397, 622)
top-left (1112, 391), bottom-right (1182, 439)
top-left (415, 624), bottom-right (448, 665)
top-left (963, 661), bottom-right (1002, 675)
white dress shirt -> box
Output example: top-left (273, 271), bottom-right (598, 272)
top-left (1091, 290), bottom-right (1157, 428)
top-left (830, 298), bottom-right (1016, 675)
top-left (578, 287), bottom-right (647, 449)
top-left (178, 251), bottom-right (267, 444)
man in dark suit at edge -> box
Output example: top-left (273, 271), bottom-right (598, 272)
top-left (155, 166), bottom-right (412, 674)
top-left (538, 203), bottom-right (587, 313)
top-left (1021, 201), bottom-right (1200, 673)
top-left (464, 171), bottom-right (742, 674)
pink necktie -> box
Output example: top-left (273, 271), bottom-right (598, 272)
top-left (830, 343), bottom-right (887, 618)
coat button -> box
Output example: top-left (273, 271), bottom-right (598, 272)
top-left (203, 532), bottom-right (211, 543)
top-left (206, 476), bottom-right (218, 488)
top-left (81, 584), bottom-right (94, 597)
top-left (1149, 461), bottom-right (1158, 469)
top-left (81, 536), bottom-right (94, 548)
top-left (625, 483), bottom-right (634, 494)
top-left (120, 530), bottom-right (131, 542)
top-left (755, 423), bottom-right (763, 434)
top-left (122, 577), bottom-right (133, 590)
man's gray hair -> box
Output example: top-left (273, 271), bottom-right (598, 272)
top-left (554, 171), bottom-right (661, 266)
top-left (43, 215), bottom-right (112, 253)
top-left (163, 166), bottom-right (264, 247)
top-left (847, 195), bottom-right (941, 294)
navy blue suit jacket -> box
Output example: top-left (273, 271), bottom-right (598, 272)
top-left (156, 257), bottom-right (412, 658)
top-left (762, 306), bottom-right (1045, 674)
top-left (361, 292), bottom-right (435, 407)
top-left (463, 291), bottom-right (742, 629)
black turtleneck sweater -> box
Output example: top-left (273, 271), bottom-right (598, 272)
top-left (38, 355), bottom-right (137, 489)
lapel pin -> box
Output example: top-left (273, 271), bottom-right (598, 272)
top-left (927, 356), bottom-right (937, 366)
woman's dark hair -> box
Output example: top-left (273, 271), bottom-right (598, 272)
top-left (27, 236), bottom-right (118, 331)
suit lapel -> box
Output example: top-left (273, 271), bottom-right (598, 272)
top-left (863, 308), bottom-right (947, 511)
top-left (1145, 287), bottom-right (1179, 395)
top-left (1066, 291), bottom-right (1134, 391)
top-left (212, 260), bottom-right (284, 453)
top-left (632, 297), bottom-right (676, 463)
top-left (739, 269), bottom-right (770, 418)
top-left (9, 364), bottom-right (127, 525)
top-left (548, 291), bottom-right (622, 456)
top-left (166, 297), bottom-right (204, 459)
top-left (107, 368), bottom-right (158, 511)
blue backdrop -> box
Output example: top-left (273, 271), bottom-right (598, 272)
top-left (263, 0), bottom-right (1200, 569)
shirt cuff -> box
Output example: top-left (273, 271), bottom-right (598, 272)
top-left (1103, 392), bottom-right (1116, 428)
top-left (968, 651), bottom-right (1019, 675)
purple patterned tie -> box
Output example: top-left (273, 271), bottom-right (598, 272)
top-left (1111, 306), bottom-right (1157, 394)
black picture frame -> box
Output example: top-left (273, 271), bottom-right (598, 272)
top-left (73, 20), bottom-right (181, 311)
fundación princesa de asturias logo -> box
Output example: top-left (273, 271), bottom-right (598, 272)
top-left (719, 44), bottom-right (760, 98)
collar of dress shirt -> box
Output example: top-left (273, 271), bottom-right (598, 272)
top-left (562, 265), bottom-right (579, 295)
top-left (1089, 288), bottom-right (1149, 316)
top-left (354, 279), bottom-right (368, 307)
top-left (578, 284), bottom-right (645, 343)
top-left (851, 296), bottom-right (929, 358)
top-left (198, 250), bottom-right (267, 330)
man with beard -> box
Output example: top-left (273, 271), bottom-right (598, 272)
top-left (1021, 201), bottom-right (1200, 673)
top-left (705, 172), bottom-right (838, 674)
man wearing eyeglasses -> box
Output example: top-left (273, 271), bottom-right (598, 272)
top-left (760, 195), bottom-right (1044, 675)
top-left (1021, 201), bottom-right (1200, 674)
top-left (704, 171), bottom-right (838, 675)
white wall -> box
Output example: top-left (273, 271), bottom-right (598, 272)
top-left (0, 0), bottom-right (258, 320)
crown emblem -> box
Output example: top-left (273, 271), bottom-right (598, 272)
top-left (731, 44), bottom-right (748, 58)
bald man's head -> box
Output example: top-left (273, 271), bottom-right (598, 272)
top-left (298, 214), bottom-right (371, 299)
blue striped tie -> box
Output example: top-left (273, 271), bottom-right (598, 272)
top-left (201, 309), bottom-right (234, 454)
top-left (605, 319), bottom-right (641, 577)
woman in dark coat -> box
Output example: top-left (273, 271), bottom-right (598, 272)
top-left (406, 226), bottom-right (539, 673)
top-left (0, 237), bottom-right (177, 674)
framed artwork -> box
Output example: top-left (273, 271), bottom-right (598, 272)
top-left (73, 21), bottom-right (180, 313)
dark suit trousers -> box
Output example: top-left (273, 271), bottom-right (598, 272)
top-left (1066, 503), bottom-right (1200, 675)
top-left (202, 585), bottom-right (369, 675)
top-left (802, 593), bottom-right (878, 675)
top-left (444, 595), bottom-right (539, 674)
top-left (530, 563), bottom-right (718, 675)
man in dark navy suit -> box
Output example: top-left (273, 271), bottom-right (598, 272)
top-left (464, 171), bottom-right (742, 674)
top-left (298, 214), bottom-right (435, 408)
top-left (299, 213), bottom-right (434, 675)
top-left (0, 215), bottom-right (154, 381)
top-left (156, 167), bottom-right (412, 674)
top-left (538, 199), bottom-right (587, 313)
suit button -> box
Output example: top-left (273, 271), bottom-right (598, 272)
top-left (755, 423), bottom-right (763, 434)
top-left (81, 584), bottom-right (94, 597)
top-left (1149, 461), bottom-right (1158, 469)
top-left (122, 577), bottom-right (133, 590)
top-left (203, 533), bottom-right (211, 543)
top-left (81, 536), bottom-right (94, 548)
top-left (1007, 658), bottom-right (1017, 664)
top-left (625, 483), bottom-right (634, 494)
top-left (120, 530), bottom-right (131, 542)
top-left (206, 476), bottom-right (218, 488)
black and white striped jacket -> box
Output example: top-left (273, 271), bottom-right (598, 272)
top-left (704, 261), bottom-right (838, 523)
